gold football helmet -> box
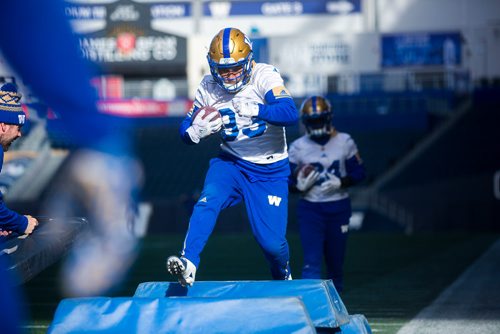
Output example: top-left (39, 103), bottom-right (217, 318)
top-left (300, 96), bottom-right (333, 137)
top-left (207, 27), bottom-right (254, 93)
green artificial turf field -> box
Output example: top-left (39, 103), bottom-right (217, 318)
top-left (21, 232), bottom-right (498, 333)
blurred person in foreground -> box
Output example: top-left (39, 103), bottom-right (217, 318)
top-left (0, 0), bottom-right (141, 316)
top-left (289, 96), bottom-right (365, 292)
top-left (0, 83), bottom-right (39, 239)
top-left (167, 27), bottom-right (298, 286)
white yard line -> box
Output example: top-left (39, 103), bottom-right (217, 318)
top-left (397, 239), bottom-right (500, 334)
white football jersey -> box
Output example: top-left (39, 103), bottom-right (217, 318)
top-left (193, 63), bottom-right (288, 164)
top-left (288, 132), bottom-right (359, 202)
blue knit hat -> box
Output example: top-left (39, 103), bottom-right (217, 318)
top-left (0, 83), bottom-right (26, 125)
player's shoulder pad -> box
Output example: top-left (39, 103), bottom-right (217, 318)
top-left (252, 63), bottom-right (281, 77)
top-left (338, 132), bottom-right (358, 151)
top-left (201, 74), bottom-right (217, 86)
top-left (291, 134), bottom-right (310, 148)
top-left (336, 132), bottom-right (352, 142)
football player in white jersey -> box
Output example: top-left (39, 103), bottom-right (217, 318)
top-left (288, 96), bottom-right (365, 292)
top-left (167, 27), bottom-right (298, 286)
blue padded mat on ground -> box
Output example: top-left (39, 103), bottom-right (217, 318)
top-left (47, 296), bottom-right (317, 334)
top-left (340, 314), bottom-right (372, 334)
top-left (134, 279), bottom-right (350, 329)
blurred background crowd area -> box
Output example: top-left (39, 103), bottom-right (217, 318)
top-left (1, 0), bottom-right (499, 235)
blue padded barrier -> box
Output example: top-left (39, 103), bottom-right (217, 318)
top-left (47, 297), bottom-right (316, 334)
top-left (340, 314), bottom-right (372, 334)
top-left (134, 280), bottom-right (350, 329)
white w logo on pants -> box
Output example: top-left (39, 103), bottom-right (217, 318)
top-left (267, 195), bottom-right (282, 207)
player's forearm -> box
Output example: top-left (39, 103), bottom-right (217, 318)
top-left (342, 156), bottom-right (366, 187)
top-left (288, 162), bottom-right (301, 192)
top-left (258, 96), bottom-right (298, 126)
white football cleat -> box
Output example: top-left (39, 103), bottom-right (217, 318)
top-left (167, 256), bottom-right (196, 287)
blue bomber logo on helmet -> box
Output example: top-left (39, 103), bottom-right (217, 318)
top-left (0, 83), bottom-right (26, 126)
top-left (207, 27), bottom-right (254, 94)
top-left (300, 96), bottom-right (333, 138)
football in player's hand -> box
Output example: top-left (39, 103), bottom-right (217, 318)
top-left (300, 164), bottom-right (316, 177)
top-left (193, 106), bottom-right (221, 121)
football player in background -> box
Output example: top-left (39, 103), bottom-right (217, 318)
top-left (167, 27), bottom-right (298, 286)
top-left (289, 96), bottom-right (365, 293)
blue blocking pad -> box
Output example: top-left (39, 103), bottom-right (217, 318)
top-left (47, 297), bottom-right (316, 334)
top-left (134, 279), bottom-right (350, 329)
top-left (340, 314), bottom-right (373, 334)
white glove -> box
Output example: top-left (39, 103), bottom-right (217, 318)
top-left (296, 168), bottom-right (320, 192)
top-left (187, 109), bottom-right (222, 143)
top-left (232, 100), bottom-right (260, 118)
top-left (319, 174), bottom-right (342, 194)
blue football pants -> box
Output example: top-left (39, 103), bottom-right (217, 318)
top-left (182, 157), bottom-right (291, 279)
top-left (297, 199), bottom-right (351, 292)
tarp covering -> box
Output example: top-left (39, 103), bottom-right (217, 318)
top-left (47, 296), bottom-right (317, 334)
top-left (134, 279), bottom-right (350, 328)
top-left (1, 217), bottom-right (88, 284)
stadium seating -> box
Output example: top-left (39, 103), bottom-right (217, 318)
top-left (133, 122), bottom-right (220, 199)
top-left (347, 130), bottom-right (424, 183)
top-left (132, 119), bottom-right (426, 232)
top-left (374, 88), bottom-right (500, 231)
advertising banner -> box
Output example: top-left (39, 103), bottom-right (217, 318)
top-left (269, 33), bottom-right (379, 75)
top-left (97, 98), bottom-right (192, 117)
top-left (64, 0), bottom-right (187, 75)
top-left (147, 0), bottom-right (361, 18)
top-left (204, 0), bottom-right (361, 17)
top-left (381, 32), bottom-right (462, 68)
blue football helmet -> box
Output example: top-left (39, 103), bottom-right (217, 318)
top-left (207, 27), bottom-right (254, 94)
top-left (300, 96), bottom-right (333, 137)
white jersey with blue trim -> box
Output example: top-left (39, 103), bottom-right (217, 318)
top-left (289, 132), bottom-right (359, 202)
top-left (192, 63), bottom-right (288, 164)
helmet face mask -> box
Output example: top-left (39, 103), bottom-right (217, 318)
top-left (207, 28), bottom-right (254, 93)
top-left (300, 96), bottom-right (333, 138)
